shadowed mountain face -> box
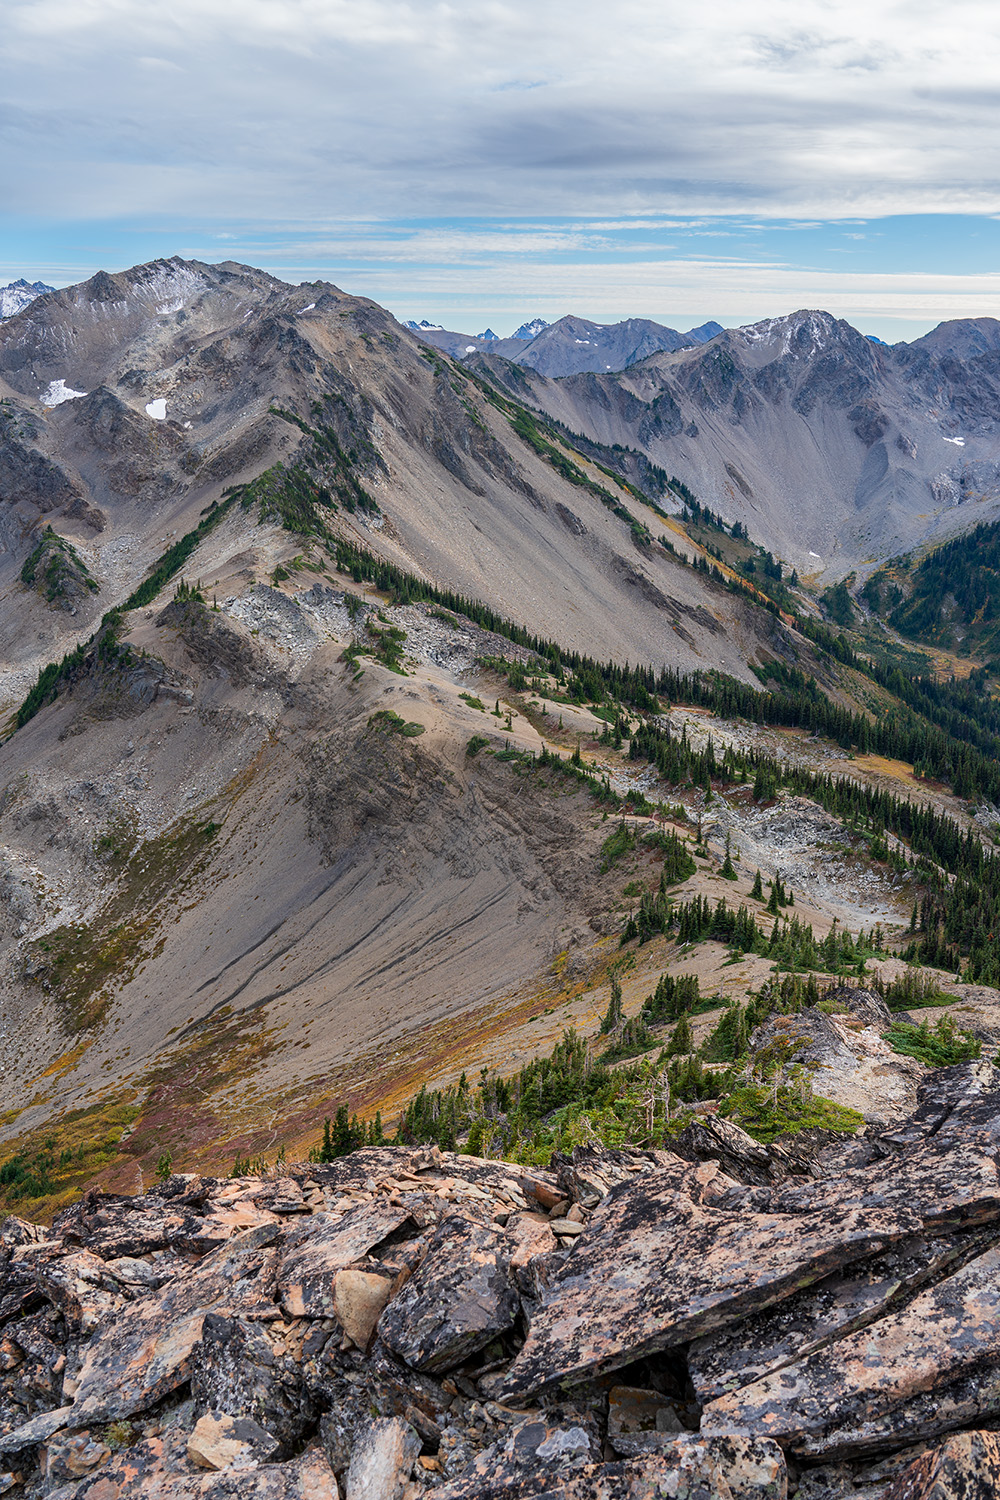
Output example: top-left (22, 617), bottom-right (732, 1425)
top-left (481, 309), bottom-right (1000, 578)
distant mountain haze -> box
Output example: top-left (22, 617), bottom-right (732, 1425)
top-left (408, 313), bottom-right (725, 374)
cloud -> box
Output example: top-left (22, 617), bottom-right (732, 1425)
top-left (3, 0), bottom-right (1000, 222)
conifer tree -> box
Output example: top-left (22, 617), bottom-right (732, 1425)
top-left (600, 977), bottom-right (624, 1035)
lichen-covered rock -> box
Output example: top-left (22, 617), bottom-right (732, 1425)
top-left (191, 1314), bottom-right (318, 1457)
top-left (432, 1412), bottom-right (603, 1499)
top-left (69, 1224), bottom-right (282, 1424)
top-left (702, 1242), bottom-right (1000, 1457)
top-left (47, 1428), bottom-right (339, 1498)
top-left (278, 1202), bottom-right (416, 1319)
top-left (688, 1226), bottom-right (996, 1405)
top-left (886, 1430), bottom-right (1000, 1499)
top-left (501, 1166), bottom-right (922, 1397)
top-left (344, 1416), bottom-right (419, 1500)
top-left (378, 1218), bottom-right (519, 1374)
top-left (187, 1409), bottom-right (280, 1470)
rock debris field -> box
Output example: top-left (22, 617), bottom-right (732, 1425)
top-left (4, 1065), bottom-right (1000, 1496)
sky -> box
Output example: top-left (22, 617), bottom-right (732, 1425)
top-left (3, 0), bottom-right (1000, 341)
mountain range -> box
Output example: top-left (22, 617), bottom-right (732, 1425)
top-left (2, 254), bottom-right (1000, 1187)
top-left (474, 308), bottom-right (1000, 576)
top-left (5, 256), bottom-right (1000, 1498)
top-left (409, 313), bottom-right (724, 373)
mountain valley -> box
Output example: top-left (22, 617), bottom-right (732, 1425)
top-left (4, 257), bottom-right (1000, 1495)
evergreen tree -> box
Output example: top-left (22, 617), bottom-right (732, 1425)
top-left (600, 977), bottom-right (624, 1035)
top-left (667, 1012), bottom-right (694, 1055)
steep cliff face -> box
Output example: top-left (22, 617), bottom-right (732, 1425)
top-left (491, 311), bottom-right (1000, 578)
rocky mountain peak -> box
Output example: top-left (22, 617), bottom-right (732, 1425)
top-left (0, 279), bottom-right (55, 321)
top-left (512, 316), bottom-right (549, 340)
top-left (907, 316), bottom-right (1000, 361)
top-left (731, 309), bottom-right (875, 364)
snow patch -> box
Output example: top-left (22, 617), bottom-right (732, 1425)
top-left (145, 398), bottom-right (167, 420)
top-left (809, 550), bottom-right (822, 558)
top-left (298, 303), bottom-right (316, 313)
top-left (41, 379), bottom-right (87, 407)
top-left (156, 299), bottom-right (184, 316)
top-left (464, 345), bottom-right (476, 353)
top-left (943, 435), bottom-right (966, 446)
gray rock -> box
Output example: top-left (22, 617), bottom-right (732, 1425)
top-left (379, 1217), bottom-right (519, 1374)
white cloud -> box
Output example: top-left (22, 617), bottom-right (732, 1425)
top-left (3, 0), bottom-right (1000, 221)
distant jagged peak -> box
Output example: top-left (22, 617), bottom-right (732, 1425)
top-left (404, 318), bottom-right (445, 331)
top-left (0, 277), bottom-right (55, 320)
top-left (513, 316), bottom-right (549, 340)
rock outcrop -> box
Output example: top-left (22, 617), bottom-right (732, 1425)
top-left (3, 1070), bottom-right (1000, 1495)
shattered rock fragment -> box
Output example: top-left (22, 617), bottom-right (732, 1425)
top-left (379, 1217), bottom-right (519, 1373)
top-left (344, 1416), bottom-right (420, 1500)
top-left (188, 1409), bottom-right (280, 1470)
top-left (886, 1430), bottom-right (1000, 1499)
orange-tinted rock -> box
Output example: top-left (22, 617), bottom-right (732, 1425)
top-left (501, 1171), bottom-right (922, 1397)
top-left (187, 1409), bottom-right (280, 1470)
top-left (278, 1202), bottom-right (415, 1319)
top-left (886, 1430), bottom-right (1000, 1500)
top-left (70, 1224), bottom-right (282, 1424)
top-left (702, 1242), bottom-right (1000, 1458)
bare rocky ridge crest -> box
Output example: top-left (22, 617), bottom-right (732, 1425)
top-left (0, 1065), bottom-right (997, 1495)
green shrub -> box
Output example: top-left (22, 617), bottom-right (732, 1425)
top-left (883, 1015), bottom-right (982, 1066)
top-left (719, 1084), bottom-right (863, 1142)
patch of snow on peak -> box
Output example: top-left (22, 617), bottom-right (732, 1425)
top-left (809, 550), bottom-right (822, 558)
top-left (145, 398), bottom-right (167, 420)
top-left (41, 379), bottom-right (87, 407)
top-left (513, 317), bottom-right (549, 340)
top-left (156, 298), bottom-right (184, 316)
top-left (464, 345), bottom-right (477, 353)
top-left (298, 303), bottom-right (316, 313)
top-left (943, 435), bottom-right (966, 445)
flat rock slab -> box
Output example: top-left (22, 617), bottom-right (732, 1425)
top-left (379, 1217), bottom-right (519, 1373)
top-left (689, 1228), bottom-right (995, 1405)
top-left (278, 1201), bottom-right (415, 1318)
top-left (786, 1362), bottom-right (1000, 1462)
top-left (501, 1172), bottom-right (922, 1397)
top-left (886, 1430), bottom-right (1000, 1500)
top-left (769, 1137), bottom-right (1000, 1234)
top-left (702, 1242), bottom-right (1000, 1456)
top-left (70, 1225), bottom-right (282, 1424)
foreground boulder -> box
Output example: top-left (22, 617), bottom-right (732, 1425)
top-left (1, 1075), bottom-right (1000, 1494)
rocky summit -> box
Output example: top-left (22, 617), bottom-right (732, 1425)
top-left (0, 1064), bottom-right (996, 1495)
